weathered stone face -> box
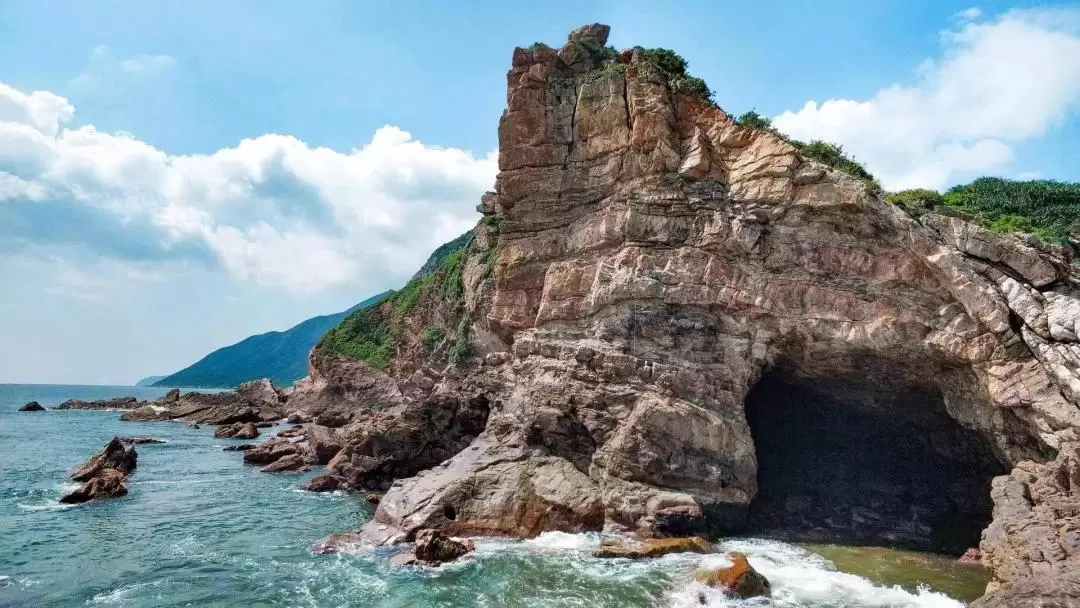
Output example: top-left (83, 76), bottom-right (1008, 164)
top-left (299, 24), bottom-right (1079, 605)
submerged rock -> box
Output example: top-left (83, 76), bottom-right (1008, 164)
top-left (695, 552), bottom-right (771, 599)
top-left (595, 536), bottom-right (712, 559)
top-left (117, 437), bottom-right (167, 445)
top-left (18, 401), bottom-right (44, 412)
top-left (223, 444), bottom-right (257, 452)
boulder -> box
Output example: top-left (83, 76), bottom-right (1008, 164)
top-left (57, 396), bottom-right (141, 411)
top-left (306, 425), bottom-right (342, 464)
top-left (277, 426), bottom-right (306, 439)
top-left (286, 411), bottom-right (312, 424)
top-left (120, 405), bottom-right (171, 422)
top-left (695, 552), bottom-right (771, 599)
top-left (60, 468), bottom-right (128, 504)
top-left (234, 422), bottom-right (260, 439)
top-left (18, 401), bottom-right (45, 412)
top-left (160, 388), bottom-right (180, 403)
top-left (313, 413), bottom-right (348, 428)
top-left (243, 438), bottom-right (295, 464)
top-left (302, 475), bottom-right (342, 493)
top-left (70, 438), bottom-right (137, 481)
top-left (595, 536), bottom-right (712, 559)
top-left (365, 492), bottom-right (383, 505)
top-left (261, 454), bottom-right (307, 473)
top-left (400, 529), bottom-right (475, 566)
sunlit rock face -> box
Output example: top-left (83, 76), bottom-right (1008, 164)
top-left (296, 24), bottom-right (1080, 607)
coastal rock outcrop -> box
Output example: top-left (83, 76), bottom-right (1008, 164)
top-left (696, 553), bottom-right (771, 599)
top-left (972, 442), bottom-right (1080, 607)
top-left (61, 438), bottom-right (138, 504)
top-left (595, 536), bottom-right (712, 559)
top-left (295, 25), bottom-right (1078, 605)
top-left (18, 401), bottom-right (44, 412)
top-left (390, 529), bottom-right (476, 567)
top-left (119, 378), bottom-right (287, 424)
top-left (59, 396), bottom-right (142, 411)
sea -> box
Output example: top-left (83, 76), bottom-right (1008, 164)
top-left (0, 384), bottom-right (989, 607)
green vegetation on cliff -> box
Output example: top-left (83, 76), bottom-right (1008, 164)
top-left (634, 47), bottom-right (713, 103)
top-left (318, 235), bottom-right (472, 370)
top-left (888, 179), bottom-right (1080, 245)
top-left (735, 111), bottom-right (881, 193)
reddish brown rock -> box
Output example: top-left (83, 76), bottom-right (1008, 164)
top-left (595, 536), bottom-right (711, 559)
top-left (60, 468), bottom-right (128, 504)
top-left (306, 425), bottom-right (342, 465)
top-left (696, 552), bottom-right (771, 599)
top-left (260, 454), bottom-right (307, 473)
top-left (70, 438), bottom-right (137, 482)
top-left (302, 475), bottom-right (343, 493)
top-left (959, 547), bottom-right (983, 565)
top-left (412, 529), bottom-right (475, 565)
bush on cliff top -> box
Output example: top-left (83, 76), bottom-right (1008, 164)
top-left (318, 237), bottom-right (472, 370)
top-left (887, 179), bottom-right (1080, 245)
top-left (735, 111), bottom-right (881, 193)
top-left (633, 47), bottom-right (715, 104)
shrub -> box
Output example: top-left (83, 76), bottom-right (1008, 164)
top-left (789, 139), bottom-right (881, 194)
top-left (942, 178), bottom-right (1080, 245)
top-left (424, 326), bottom-right (444, 351)
top-left (885, 188), bottom-right (945, 210)
top-left (633, 46), bottom-right (714, 104)
top-left (449, 318), bottom-right (473, 365)
top-left (735, 111), bottom-right (775, 131)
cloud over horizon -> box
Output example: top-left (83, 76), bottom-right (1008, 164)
top-left (0, 82), bottom-right (497, 293)
top-left (773, 8), bottom-right (1080, 190)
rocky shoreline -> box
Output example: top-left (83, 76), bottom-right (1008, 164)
top-left (35, 23), bottom-right (1080, 607)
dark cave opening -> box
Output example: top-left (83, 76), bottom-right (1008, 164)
top-left (744, 369), bottom-right (1007, 555)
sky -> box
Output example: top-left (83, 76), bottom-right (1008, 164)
top-left (1, 0), bottom-right (1078, 385)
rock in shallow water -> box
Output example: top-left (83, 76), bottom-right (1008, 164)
top-left (391, 529), bottom-right (476, 567)
top-left (18, 401), bottom-right (44, 411)
top-left (301, 474), bottom-right (342, 493)
top-left (695, 552), bottom-right (771, 599)
top-left (594, 536), bottom-right (712, 559)
top-left (60, 468), bottom-right (128, 504)
top-left (117, 437), bottom-right (167, 445)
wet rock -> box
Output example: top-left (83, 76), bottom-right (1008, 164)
top-left (185, 421), bottom-right (200, 429)
top-left (60, 468), bottom-right (128, 504)
top-left (120, 405), bottom-right (171, 422)
top-left (260, 454), bottom-right (307, 473)
top-left (312, 532), bottom-right (363, 555)
top-left (365, 492), bottom-right (383, 505)
top-left (70, 438), bottom-right (137, 481)
top-left (117, 437), bottom-right (167, 445)
top-left (695, 552), bottom-right (771, 599)
top-left (958, 548), bottom-right (982, 565)
top-left (234, 422), bottom-right (260, 439)
top-left (18, 401), bottom-right (44, 412)
top-left (595, 536), bottom-right (712, 559)
top-left (409, 529), bottom-right (475, 565)
top-left (223, 444), bottom-right (256, 452)
top-left (302, 475), bottom-right (343, 493)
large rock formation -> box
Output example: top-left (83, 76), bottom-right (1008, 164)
top-left (61, 438), bottom-right (138, 504)
top-left (298, 25), bottom-right (1079, 604)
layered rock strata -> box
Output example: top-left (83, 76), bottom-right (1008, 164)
top-left (291, 25), bottom-right (1078, 605)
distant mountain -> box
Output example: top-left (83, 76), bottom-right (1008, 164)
top-left (135, 375), bottom-right (166, 387)
top-left (152, 291), bottom-right (390, 389)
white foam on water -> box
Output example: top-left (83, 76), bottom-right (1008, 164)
top-left (664, 538), bottom-right (966, 608)
top-left (522, 530), bottom-right (604, 551)
top-left (87, 580), bottom-right (163, 605)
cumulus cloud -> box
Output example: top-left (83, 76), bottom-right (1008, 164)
top-left (772, 8), bottom-right (1080, 190)
top-left (0, 82), bottom-right (496, 292)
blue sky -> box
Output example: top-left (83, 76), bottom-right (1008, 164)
top-left (1, 0), bottom-right (1078, 384)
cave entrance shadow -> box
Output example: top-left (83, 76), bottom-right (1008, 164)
top-left (743, 368), bottom-right (1007, 555)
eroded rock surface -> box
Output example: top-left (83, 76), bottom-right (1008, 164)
top-left (291, 25), bottom-right (1079, 605)
top-left (696, 552), bottom-right (771, 599)
top-left (61, 439), bottom-right (138, 504)
top-left (973, 442), bottom-right (1080, 607)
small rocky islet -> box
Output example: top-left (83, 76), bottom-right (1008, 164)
top-left (44, 23), bottom-right (1080, 606)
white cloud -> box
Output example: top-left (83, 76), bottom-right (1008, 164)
top-left (772, 9), bottom-right (1080, 190)
top-left (958, 7), bottom-right (983, 21)
top-left (0, 82), bottom-right (496, 293)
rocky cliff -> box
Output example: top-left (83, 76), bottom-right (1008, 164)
top-left (295, 25), bottom-right (1080, 606)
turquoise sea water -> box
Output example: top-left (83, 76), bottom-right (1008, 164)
top-left (1, 385), bottom-right (982, 607)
